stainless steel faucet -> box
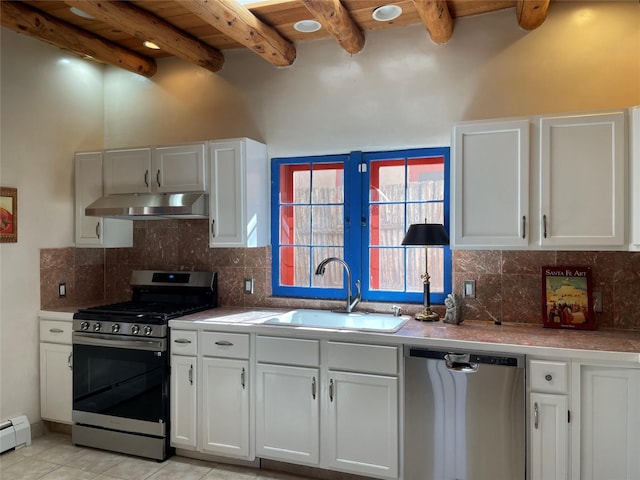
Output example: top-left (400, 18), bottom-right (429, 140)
top-left (315, 257), bottom-right (361, 313)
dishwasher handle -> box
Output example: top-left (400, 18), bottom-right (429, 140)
top-left (444, 353), bottom-right (479, 373)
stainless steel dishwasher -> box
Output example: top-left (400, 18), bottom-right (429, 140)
top-left (404, 346), bottom-right (526, 480)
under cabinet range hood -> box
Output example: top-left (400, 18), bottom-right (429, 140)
top-left (85, 192), bottom-right (208, 219)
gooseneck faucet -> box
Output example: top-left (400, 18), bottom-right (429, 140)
top-left (315, 257), bottom-right (361, 313)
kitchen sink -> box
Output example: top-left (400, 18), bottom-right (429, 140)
top-left (262, 309), bottom-right (410, 333)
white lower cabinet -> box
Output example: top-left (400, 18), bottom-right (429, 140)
top-left (529, 357), bottom-right (640, 480)
top-left (201, 357), bottom-right (250, 458)
top-left (170, 330), bottom-right (197, 449)
top-left (325, 370), bottom-right (398, 478)
top-left (575, 364), bottom-right (640, 480)
top-left (255, 336), bottom-right (399, 480)
top-left (39, 314), bottom-right (73, 424)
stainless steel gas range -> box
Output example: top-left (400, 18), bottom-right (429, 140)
top-left (71, 270), bottom-right (217, 460)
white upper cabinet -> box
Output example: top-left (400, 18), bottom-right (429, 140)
top-left (104, 143), bottom-right (206, 195)
top-left (630, 106), bottom-right (640, 250)
top-left (208, 138), bottom-right (269, 248)
top-left (452, 109), bottom-right (627, 250)
top-left (539, 112), bottom-right (625, 248)
top-left (74, 152), bottom-right (132, 248)
top-left (452, 119), bottom-right (530, 248)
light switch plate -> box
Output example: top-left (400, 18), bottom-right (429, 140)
top-left (58, 282), bottom-right (66, 298)
top-left (244, 278), bottom-right (254, 295)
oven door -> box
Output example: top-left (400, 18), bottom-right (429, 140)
top-left (72, 332), bottom-right (168, 437)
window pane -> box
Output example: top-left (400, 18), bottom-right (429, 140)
top-left (311, 247), bottom-right (344, 288)
top-left (311, 206), bottom-right (343, 246)
top-left (370, 204), bottom-right (405, 247)
top-left (280, 164), bottom-right (310, 204)
top-left (279, 206), bottom-right (311, 245)
top-left (370, 248), bottom-right (404, 291)
top-left (406, 202), bottom-right (444, 225)
top-left (407, 157), bottom-right (444, 202)
top-left (370, 159), bottom-right (405, 202)
top-left (312, 163), bottom-right (344, 204)
top-left (405, 247), bottom-right (444, 293)
top-left (279, 246), bottom-right (310, 287)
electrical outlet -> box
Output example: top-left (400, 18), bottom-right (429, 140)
top-left (593, 291), bottom-right (603, 312)
top-left (243, 278), bottom-right (254, 294)
top-left (58, 282), bottom-right (66, 298)
top-left (463, 280), bottom-right (476, 298)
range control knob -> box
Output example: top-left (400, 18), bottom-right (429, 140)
top-left (80, 321), bottom-right (89, 331)
top-left (143, 326), bottom-right (153, 336)
top-left (111, 323), bottom-right (120, 333)
top-left (93, 322), bottom-right (102, 332)
top-left (131, 325), bottom-right (140, 335)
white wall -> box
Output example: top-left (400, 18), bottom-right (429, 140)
top-left (0, 0), bottom-right (638, 427)
top-left (0, 31), bottom-right (104, 423)
top-left (104, 1), bottom-right (640, 158)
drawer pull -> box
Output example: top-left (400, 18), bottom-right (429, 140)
top-left (241, 367), bottom-right (246, 389)
top-left (174, 338), bottom-right (192, 344)
top-left (545, 374), bottom-right (553, 382)
top-left (329, 379), bottom-right (334, 402)
top-left (312, 377), bottom-right (316, 399)
top-left (67, 352), bottom-right (73, 370)
top-left (522, 215), bottom-right (526, 239)
top-left (534, 402), bottom-right (539, 429)
top-left (144, 169), bottom-right (149, 187)
top-left (215, 340), bottom-right (233, 347)
top-left (49, 328), bottom-right (64, 334)
top-left (188, 364), bottom-right (193, 385)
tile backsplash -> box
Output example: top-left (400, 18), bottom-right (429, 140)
top-left (40, 220), bottom-right (640, 330)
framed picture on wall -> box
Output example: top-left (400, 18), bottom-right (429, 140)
top-left (541, 266), bottom-right (595, 330)
top-left (0, 187), bottom-right (18, 243)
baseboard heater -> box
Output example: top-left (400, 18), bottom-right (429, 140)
top-left (0, 415), bottom-right (31, 454)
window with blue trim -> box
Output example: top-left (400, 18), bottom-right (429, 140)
top-left (271, 147), bottom-right (451, 305)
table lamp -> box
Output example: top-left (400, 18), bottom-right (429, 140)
top-left (401, 222), bottom-right (449, 321)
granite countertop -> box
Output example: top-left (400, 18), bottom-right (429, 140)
top-left (170, 307), bottom-right (640, 364)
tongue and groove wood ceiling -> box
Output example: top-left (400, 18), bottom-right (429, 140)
top-left (1, 0), bottom-right (550, 77)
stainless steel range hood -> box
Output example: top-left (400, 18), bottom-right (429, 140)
top-left (85, 192), bottom-right (208, 220)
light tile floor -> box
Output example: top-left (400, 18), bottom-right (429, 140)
top-left (0, 433), bottom-right (313, 480)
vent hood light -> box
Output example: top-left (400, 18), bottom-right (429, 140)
top-left (143, 41), bottom-right (161, 50)
top-left (294, 20), bottom-right (322, 33)
top-left (372, 5), bottom-right (402, 22)
top-left (70, 7), bottom-right (95, 19)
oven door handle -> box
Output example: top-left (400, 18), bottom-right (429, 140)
top-left (73, 332), bottom-right (166, 351)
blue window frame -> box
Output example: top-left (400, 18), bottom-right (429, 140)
top-left (271, 147), bottom-right (451, 304)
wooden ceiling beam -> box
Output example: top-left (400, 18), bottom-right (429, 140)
top-left (180, 0), bottom-right (296, 67)
top-left (64, 0), bottom-right (225, 73)
top-left (412, 0), bottom-right (454, 44)
top-left (516, 0), bottom-right (550, 30)
top-left (300, 0), bottom-right (365, 55)
top-left (0, 1), bottom-right (157, 77)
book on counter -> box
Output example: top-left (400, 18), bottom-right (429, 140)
top-left (541, 266), bottom-right (595, 330)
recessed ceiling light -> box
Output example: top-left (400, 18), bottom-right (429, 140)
top-left (143, 41), bottom-right (161, 50)
top-left (293, 20), bottom-right (322, 33)
top-left (70, 7), bottom-right (94, 19)
top-left (372, 4), bottom-right (403, 22)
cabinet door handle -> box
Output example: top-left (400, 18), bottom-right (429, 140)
top-left (67, 352), bottom-right (73, 371)
top-left (543, 215), bottom-right (548, 238)
top-left (214, 340), bottom-right (233, 346)
top-left (95, 222), bottom-right (100, 239)
top-left (49, 328), bottom-right (64, 334)
top-left (156, 169), bottom-right (161, 187)
top-left (144, 169), bottom-right (149, 187)
top-left (241, 367), bottom-right (246, 389)
top-left (522, 215), bottom-right (526, 239)
top-left (174, 338), bottom-right (192, 344)
top-left (188, 364), bottom-right (193, 385)
top-left (312, 376), bottom-right (316, 399)
top-left (329, 379), bottom-right (334, 402)
top-left (534, 402), bottom-right (539, 429)
top-left (211, 219), bottom-right (216, 238)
